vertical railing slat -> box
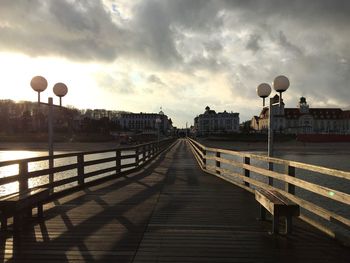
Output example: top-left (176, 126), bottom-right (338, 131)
top-left (216, 152), bottom-right (221, 175)
top-left (286, 165), bottom-right (296, 194)
top-left (135, 147), bottom-right (139, 167)
top-left (268, 162), bottom-right (274, 186)
top-left (19, 161), bottom-right (29, 193)
top-left (244, 157), bottom-right (250, 187)
top-left (203, 148), bottom-right (207, 169)
top-left (116, 150), bottom-right (121, 174)
top-left (77, 153), bottom-right (84, 185)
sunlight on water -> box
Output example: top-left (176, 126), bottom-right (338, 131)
top-left (0, 151), bottom-right (47, 195)
top-left (0, 150), bottom-right (46, 161)
top-left (0, 150), bottom-right (136, 196)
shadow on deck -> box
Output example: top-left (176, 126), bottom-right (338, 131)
top-left (1, 139), bottom-right (349, 262)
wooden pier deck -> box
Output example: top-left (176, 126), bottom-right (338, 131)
top-left (1, 139), bottom-right (349, 262)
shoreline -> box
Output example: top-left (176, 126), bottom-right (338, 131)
top-left (197, 139), bottom-right (350, 154)
top-left (0, 142), bottom-right (121, 152)
top-left (1, 140), bottom-right (350, 154)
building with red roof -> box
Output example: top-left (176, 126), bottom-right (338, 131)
top-left (251, 97), bottom-right (350, 134)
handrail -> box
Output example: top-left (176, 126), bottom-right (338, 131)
top-left (187, 137), bottom-right (350, 242)
top-left (0, 138), bottom-right (176, 198)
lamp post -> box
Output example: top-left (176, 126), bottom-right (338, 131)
top-left (256, 75), bottom-right (290, 158)
top-left (257, 76), bottom-right (289, 186)
top-left (30, 76), bottom-right (68, 190)
top-left (156, 117), bottom-right (161, 150)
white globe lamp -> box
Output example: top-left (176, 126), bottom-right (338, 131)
top-left (257, 83), bottom-right (271, 106)
top-left (30, 76), bottom-right (48, 103)
top-left (53, 82), bottom-right (68, 106)
top-left (273, 75), bottom-right (290, 105)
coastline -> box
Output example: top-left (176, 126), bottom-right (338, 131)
top-left (1, 139), bottom-right (350, 155)
top-left (0, 142), bottom-right (121, 152)
top-left (197, 139), bottom-right (350, 154)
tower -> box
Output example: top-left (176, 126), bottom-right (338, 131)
top-left (298, 97), bottom-right (309, 113)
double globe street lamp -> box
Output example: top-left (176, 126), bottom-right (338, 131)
top-left (30, 76), bottom-right (68, 189)
top-left (256, 75), bottom-right (290, 158)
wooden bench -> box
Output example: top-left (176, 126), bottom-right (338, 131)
top-left (0, 188), bottom-right (50, 232)
top-left (255, 189), bottom-right (300, 234)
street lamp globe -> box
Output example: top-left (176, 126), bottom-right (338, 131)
top-left (273, 75), bottom-right (290, 92)
top-left (256, 83), bottom-right (271, 106)
top-left (273, 75), bottom-right (289, 105)
top-left (53, 82), bottom-right (68, 106)
top-left (30, 76), bottom-right (48, 103)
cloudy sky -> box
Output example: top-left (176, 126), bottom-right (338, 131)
top-left (0, 0), bottom-right (349, 127)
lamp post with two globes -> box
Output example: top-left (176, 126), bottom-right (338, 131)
top-left (30, 76), bottom-right (68, 189)
top-left (256, 75), bottom-right (290, 158)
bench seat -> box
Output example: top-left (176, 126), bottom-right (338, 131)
top-left (255, 188), bottom-right (300, 234)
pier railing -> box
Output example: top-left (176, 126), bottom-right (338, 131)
top-left (188, 137), bottom-right (350, 242)
top-left (0, 138), bottom-right (175, 198)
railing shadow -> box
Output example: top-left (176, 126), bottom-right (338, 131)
top-left (0, 140), bottom-right (177, 262)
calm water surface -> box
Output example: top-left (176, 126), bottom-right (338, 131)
top-left (0, 150), bottom-right (136, 195)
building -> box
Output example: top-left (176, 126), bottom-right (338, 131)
top-left (194, 106), bottom-right (240, 135)
top-left (251, 96), bottom-right (350, 134)
top-left (117, 110), bottom-right (173, 135)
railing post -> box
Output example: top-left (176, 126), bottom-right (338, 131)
top-left (268, 162), bottom-right (274, 186)
top-left (142, 145), bottom-right (146, 163)
top-left (144, 145), bottom-right (148, 161)
top-left (77, 153), bottom-right (84, 185)
top-left (135, 147), bottom-right (139, 167)
top-left (148, 144), bottom-right (151, 160)
top-left (202, 148), bottom-right (206, 169)
top-left (19, 161), bottom-right (29, 193)
top-left (115, 150), bottom-right (121, 174)
top-left (285, 165), bottom-right (295, 194)
top-left (216, 152), bottom-right (221, 175)
top-left (244, 157), bottom-right (250, 187)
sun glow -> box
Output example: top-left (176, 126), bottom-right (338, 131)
top-left (0, 52), bottom-right (111, 109)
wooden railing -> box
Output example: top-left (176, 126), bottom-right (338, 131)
top-left (187, 137), bottom-right (350, 242)
top-left (0, 138), bottom-right (175, 198)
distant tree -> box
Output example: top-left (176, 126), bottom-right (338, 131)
top-left (240, 120), bottom-right (252, 134)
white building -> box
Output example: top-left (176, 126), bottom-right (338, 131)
top-left (251, 96), bottom-right (350, 134)
top-left (194, 106), bottom-right (240, 135)
top-left (117, 110), bottom-right (173, 135)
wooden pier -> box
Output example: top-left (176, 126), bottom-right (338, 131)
top-left (0, 139), bottom-right (349, 262)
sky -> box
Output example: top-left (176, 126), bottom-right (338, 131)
top-left (0, 0), bottom-right (349, 127)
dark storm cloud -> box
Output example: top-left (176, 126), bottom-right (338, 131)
top-left (246, 34), bottom-right (262, 53)
top-left (0, 0), bottom-right (127, 61)
top-left (148, 74), bottom-right (166, 86)
top-left (0, 0), bottom-right (349, 109)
